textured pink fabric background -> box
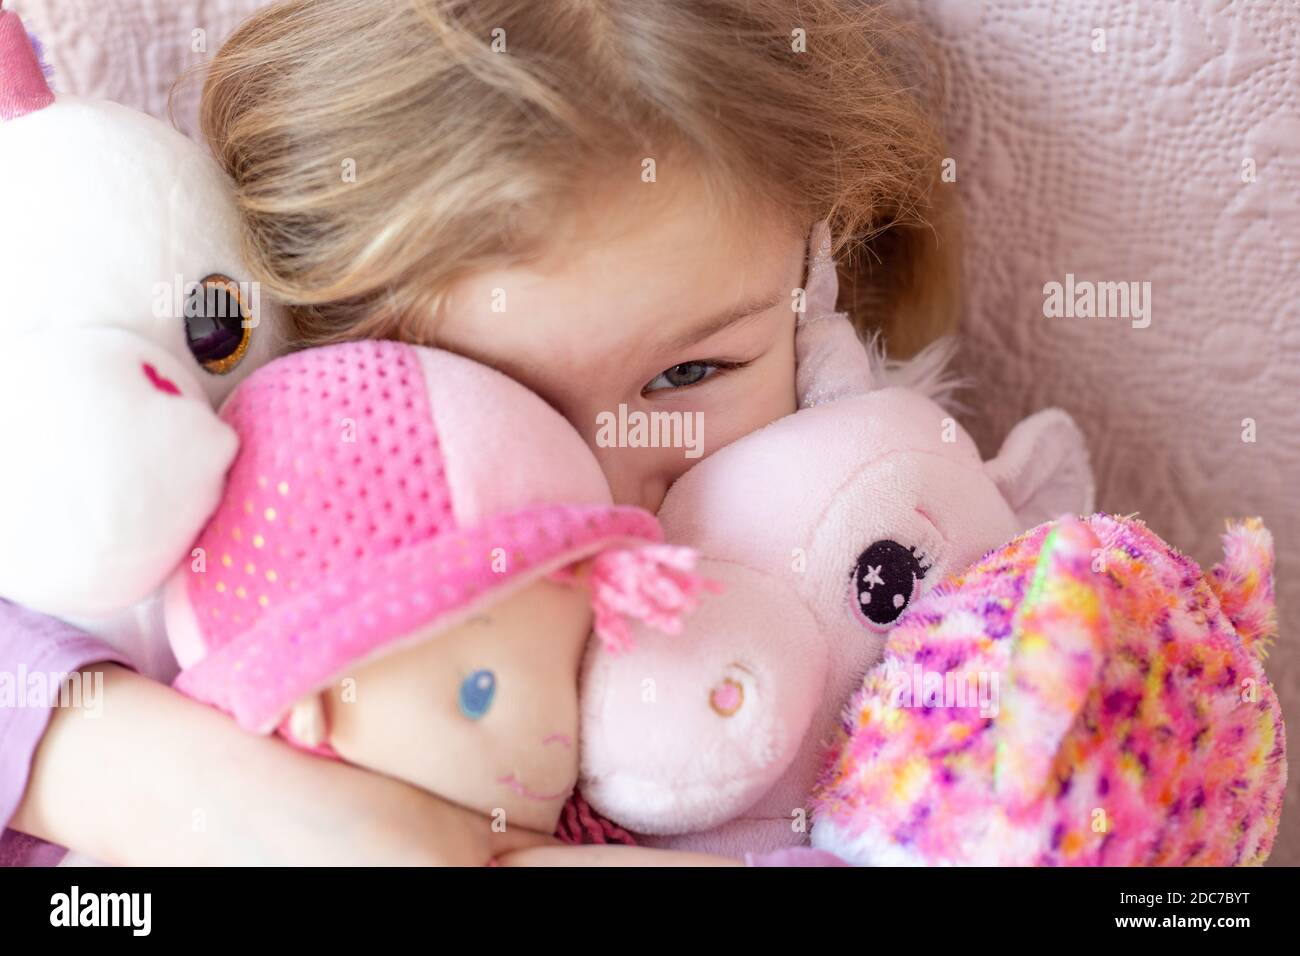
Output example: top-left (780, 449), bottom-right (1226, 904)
top-left (13, 0), bottom-right (1297, 864)
top-left (894, 0), bottom-right (1299, 864)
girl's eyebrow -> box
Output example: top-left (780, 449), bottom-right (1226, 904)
top-left (656, 288), bottom-right (788, 356)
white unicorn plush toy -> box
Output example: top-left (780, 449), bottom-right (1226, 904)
top-left (0, 2), bottom-right (285, 679)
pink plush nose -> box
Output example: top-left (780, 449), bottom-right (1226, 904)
top-left (142, 362), bottom-right (181, 396)
top-left (709, 677), bottom-right (744, 717)
top-left (578, 559), bottom-right (829, 835)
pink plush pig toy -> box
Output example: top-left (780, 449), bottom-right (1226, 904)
top-left (0, 3), bottom-right (284, 678)
top-left (811, 514), bottom-right (1286, 865)
top-left (578, 225), bottom-right (1096, 856)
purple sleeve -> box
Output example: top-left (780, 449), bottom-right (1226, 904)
top-left (0, 598), bottom-right (130, 865)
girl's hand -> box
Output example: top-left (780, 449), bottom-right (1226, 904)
top-left (13, 665), bottom-right (552, 865)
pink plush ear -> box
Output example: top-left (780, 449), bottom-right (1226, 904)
top-left (1208, 518), bottom-right (1277, 659)
top-left (0, 6), bottom-right (54, 122)
top-left (795, 220), bottom-right (875, 407)
top-left (985, 409), bottom-right (1095, 527)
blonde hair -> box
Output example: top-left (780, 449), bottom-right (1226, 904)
top-left (198, 0), bottom-right (959, 356)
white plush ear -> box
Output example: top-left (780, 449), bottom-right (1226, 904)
top-left (985, 409), bottom-right (1095, 527)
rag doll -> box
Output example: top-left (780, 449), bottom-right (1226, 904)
top-left (164, 340), bottom-right (711, 838)
top-left (810, 514), bottom-right (1287, 865)
top-left (0, 2), bottom-right (284, 679)
top-left (578, 224), bottom-right (1096, 856)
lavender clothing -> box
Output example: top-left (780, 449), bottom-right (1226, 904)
top-left (0, 598), bottom-right (128, 866)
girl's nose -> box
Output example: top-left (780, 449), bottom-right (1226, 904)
top-left (592, 445), bottom-right (673, 513)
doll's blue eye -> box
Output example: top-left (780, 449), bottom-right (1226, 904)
top-left (459, 670), bottom-right (496, 720)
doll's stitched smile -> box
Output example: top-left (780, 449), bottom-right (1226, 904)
top-left (497, 773), bottom-right (573, 802)
top-left (497, 734), bottom-right (575, 800)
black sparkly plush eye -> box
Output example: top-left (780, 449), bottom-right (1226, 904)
top-left (850, 540), bottom-right (929, 628)
top-left (184, 274), bottom-right (251, 375)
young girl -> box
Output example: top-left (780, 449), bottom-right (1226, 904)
top-left (6, 0), bottom-right (955, 865)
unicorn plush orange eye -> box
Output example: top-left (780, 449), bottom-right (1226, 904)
top-left (184, 274), bottom-right (252, 375)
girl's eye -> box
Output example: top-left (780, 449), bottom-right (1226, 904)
top-left (644, 361), bottom-right (717, 392)
top-left (458, 669), bottom-right (496, 720)
top-left (849, 540), bottom-right (931, 630)
top-left (184, 274), bottom-right (252, 375)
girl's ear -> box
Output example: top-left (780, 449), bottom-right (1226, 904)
top-left (985, 409), bottom-right (1095, 528)
top-left (288, 693), bottom-right (328, 748)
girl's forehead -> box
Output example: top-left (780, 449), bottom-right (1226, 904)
top-left (438, 177), bottom-right (805, 376)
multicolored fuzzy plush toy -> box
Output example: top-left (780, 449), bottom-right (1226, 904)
top-left (811, 514), bottom-right (1286, 866)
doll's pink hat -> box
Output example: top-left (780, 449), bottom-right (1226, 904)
top-left (167, 340), bottom-right (695, 735)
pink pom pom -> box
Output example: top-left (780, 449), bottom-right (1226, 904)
top-left (554, 545), bottom-right (720, 652)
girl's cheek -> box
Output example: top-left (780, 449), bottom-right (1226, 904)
top-left (590, 441), bottom-right (680, 512)
top-left (585, 354), bottom-right (795, 509)
top-left (696, 368), bottom-right (796, 457)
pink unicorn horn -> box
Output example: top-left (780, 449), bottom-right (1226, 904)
top-left (0, 1), bottom-right (55, 122)
top-left (795, 219), bottom-right (876, 407)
